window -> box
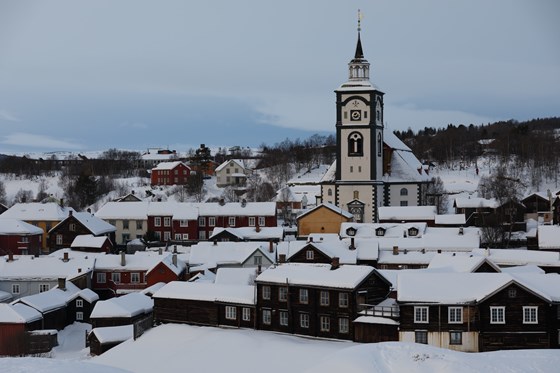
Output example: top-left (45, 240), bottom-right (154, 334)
top-left (199, 230), bottom-right (206, 240)
top-left (76, 299), bottom-right (83, 308)
top-left (179, 219), bottom-right (188, 227)
top-left (112, 272), bottom-right (121, 284)
top-left (299, 289), bottom-right (308, 304)
top-left (136, 220), bottom-right (143, 230)
top-left (242, 307), bottom-right (251, 321)
top-left (508, 288), bottom-right (517, 298)
top-left (262, 286), bottom-right (271, 300)
top-left (225, 306), bottom-right (237, 320)
top-left (320, 316), bottom-right (330, 332)
top-left (154, 217), bottom-right (161, 227)
top-left (208, 217), bottom-right (216, 227)
top-left (262, 309), bottom-right (271, 325)
top-left (348, 132), bottom-right (364, 156)
top-left (131, 273), bottom-right (140, 283)
top-left (258, 216), bottom-right (265, 226)
top-left (182, 233), bottom-right (189, 240)
top-left (249, 217), bottom-right (256, 227)
top-left (154, 231), bottom-right (161, 240)
top-left (122, 220), bottom-right (129, 230)
top-left (280, 311), bottom-right (289, 326)
top-left (226, 168), bottom-right (230, 174)
top-left (164, 231), bottom-right (171, 241)
top-left (175, 233), bottom-right (182, 240)
top-left (339, 317), bottom-right (349, 334)
top-left (279, 287), bottom-right (288, 302)
top-left (448, 307), bottom-right (463, 324)
top-left (320, 291), bottom-right (329, 306)
top-left (327, 189), bottom-right (333, 196)
top-left (353, 190), bottom-right (359, 200)
top-left (122, 233), bottom-right (130, 243)
top-left (400, 188), bottom-right (408, 196)
top-left (69, 223), bottom-right (76, 232)
top-left (523, 306), bottom-right (538, 324)
top-left (350, 166), bottom-right (353, 173)
top-left (339, 293), bottom-right (349, 308)
top-left (490, 306), bottom-right (505, 324)
top-left (449, 331), bottom-right (462, 345)
top-left (414, 306), bottom-right (429, 323)
top-left (377, 133), bottom-right (382, 157)
top-left (164, 217), bottom-right (171, 227)
top-left (39, 284), bottom-right (50, 293)
top-left (20, 236), bottom-right (29, 243)
top-left (228, 217), bottom-right (236, 227)
top-left (300, 313), bottom-right (310, 328)
top-left (198, 217), bottom-right (206, 227)
top-left (76, 312), bottom-right (83, 321)
top-left (12, 284), bottom-right (20, 294)
top-left (415, 330), bottom-right (428, 344)
top-left (56, 234), bottom-right (63, 245)
top-left (306, 250), bottom-right (314, 260)
top-left (97, 273), bottom-right (106, 283)
top-left (253, 256), bottom-right (262, 265)
top-left (400, 201), bottom-right (409, 207)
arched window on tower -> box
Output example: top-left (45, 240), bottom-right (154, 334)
top-left (348, 132), bottom-right (363, 156)
top-left (400, 187), bottom-right (408, 196)
top-left (377, 133), bottom-right (382, 157)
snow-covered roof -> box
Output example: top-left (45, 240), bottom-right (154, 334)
top-left (214, 267), bottom-right (258, 286)
top-left (152, 161), bottom-right (189, 171)
top-left (215, 159), bottom-right (246, 172)
top-left (0, 303), bottom-right (42, 324)
top-left (383, 131), bottom-right (411, 152)
top-left (196, 202), bottom-right (276, 217)
top-left (0, 218), bottom-right (44, 235)
top-left (74, 288), bottom-right (100, 303)
top-left (427, 253), bottom-right (501, 273)
top-left (90, 325), bottom-right (134, 344)
top-left (286, 240), bottom-right (358, 264)
top-left (537, 225), bottom-right (560, 249)
top-left (319, 161), bottom-right (337, 183)
top-left (513, 273), bottom-right (560, 302)
top-left (297, 202), bottom-right (353, 220)
top-left (55, 212), bottom-right (116, 235)
top-left (90, 292), bottom-right (153, 319)
top-left (13, 282), bottom-right (81, 313)
top-left (71, 234), bottom-right (109, 249)
top-left (209, 227), bottom-right (284, 241)
top-left (95, 201), bottom-right (150, 220)
top-left (378, 206), bottom-right (436, 221)
top-left (287, 165), bottom-right (331, 186)
top-left (188, 241), bottom-right (275, 268)
top-left (454, 197), bottom-right (498, 209)
top-left (256, 263), bottom-right (379, 289)
top-left (0, 251), bottom-right (96, 281)
top-left (353, 316), bottom-right (399, 326)
top-left (153, 281), bottom-right (256, 305)
top-left (1, 202), bottom-right (75, 221)
top-left (471, 248), bottom-right (560, 267)
top-left (95, 251), bottom-right (184, 275)
top-left (378, 250), bottom-right (435, 265)
top-left (434, 214), bottom-right (466, 225)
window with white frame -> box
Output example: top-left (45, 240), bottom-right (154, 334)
top-left (20, 236), bottom-right (29, 243)
top-left (414, 306), bottom-right (429, 323)
top-left (69, 223), bottom-right (76, 231)
top-left (415, 330), bottom-right (428, 344)
top-left (174, 233), bottom-right (182, 240)
top-left (300, 313), bottom-right (310, 328)
top-left (253, 256), bottom-right (262, 265)
top-left (131, 273), bottom-right (140, 283)
top-left (490, 306), bottom-right (505, 324)
top-left (39, 284), bottom-right (50, 293)
top-left (179, 219), bottom-right (188, 227)
top-left (136, 220), bottom-right (143, 230)
top-left (248, 217), bottom-right (255, 227)
top-left (76, 312), bottom-right (83, 321)
top-left (198, 217), bottom-right (206, 227)
top-left (262, 286), bottom-right (271, 300)
top-left (262, 309), bottom-right (271, 325)
top-left (182, 233), bottom-right (189, 240)
top-left (339, 317), bottom-right (349, 334)
top-left (154, 217), bottom-right (161, 227)
top-left (228, 217), bottom-right (236, 227)
top-left (208, 217), bottom-right (216, 227)
top-left (339, 293), bottom-right (349, 308)
top-left (97, 273), bottom-right (106, 283)
top-left (320, 316), bottom-right (330, 332)
top-left (448, 307), bottom-right (463, 324)
top-left (225, 306), bottom-right (237, 320)
top-left (154, 231), bottom-right (161, 240)
top-left (112, 272), bottom-right (121, 284)
top-left (299, 289), bottom-right (308, 304)
top-left (122, 220), bottom-right (129, 230)
top-left (164, 217), bottom-right (171, 227)
top-left (76, 299), bottom-right (83, 308)
top-left (258, 216), bottom-right (265, 226)
top-left (449, 331), bottom-right (462, 345)
top-left (306, 250), bottom-right (314, 260)
top-left (242, 307), bottom-right (251, 321)
top-left (164, 231), bottom-right (171, 241)
top-left (279, 287), bottom-right (288, 302)
top-left (280, 311), bottom-right (289, 326)
top-left (12, 284), bottom-right (20, 294)
top-left (320, 291), bottom-right (329, 306)
top-left (56, 234), bottom-right (63, 245)
top-left (198, 230), bottom-right (206, 240)
top-left (523, 306), bottom-right (538, 324)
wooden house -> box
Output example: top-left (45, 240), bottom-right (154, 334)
top-left (188, 241), bottom-right (276, 272)
top-left (48, 211), bottom-right (116, 252)
top-left (150, 161), bottom-right (191, 186)
top-left (70, 234), bottom-right (113, 253)
top-left (88, 325), bottom-right (134, 356)
top-left (215, 159), bottom-right (250, 187)
top-left (378, 206), bottom-right (437, 226)
top-left (67, 288), bottom-right (99, 324)
top-left (0, 218), bottom-right (43, 256)
top-left (0, 303), bottom-right (43, 356)
top-left (255, 262), bottom-right (392, 341)
top-left (296, 203), bottom-right (353, 238)
top-left (209, 227), bottom-right (284, 243)
top-left (90, 292), bottom-right (153, 328)
top-left (453, 197), bottom-right (498, 227)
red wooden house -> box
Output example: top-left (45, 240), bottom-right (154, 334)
top-left (151, 161), bottom-right (191, 186)
top-left (0, 303), bottom-right (43, 356)
top-left (0, 218), bottom-right (43, 256)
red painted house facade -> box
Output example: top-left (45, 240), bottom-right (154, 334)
top-left (151, 161), bottom-right (191, 186)
top-left (0, 219), bottom-right (43, 256)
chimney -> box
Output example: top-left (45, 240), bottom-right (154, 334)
top-left (392, 246), bottom-right (399, 255)
top-left (241, 199), bottom-right (247, 207)
top-left (60, 198), bottom-right (64, 207)
top-left (172, 253), bottom-right (178, 267)
top-left (257, 264), bottom-right (262, 275)
top-left (279, 254), bottom-right (286, 263)
top-left (309, 236), bottom-right (314, 243)
top-left (173, 245), bottom-right (178, 254)
top-left (69, 210), bottom-right (73, 217)
top-left (421, 248), bottom-right (425, 254)
top-left (78, 268), bottom-right (82, 273)
top-left (120, 251), bottom-right (126, 266)
top-left (58, 278), bottom-right (66, 291)
top-left (404, 249), bottom-right (408, 255)
top-left (87, 208), bottom-right (92, 214)
top-left (63, 252), bottom-right (69, 262)
top-left (213, 240), bottom-right (218, 246)
top-left (437, 249), bottom-right (442, 254)
top-left (7, 252), bottom-right (13, 262)
top-left (256, 224), bottom-right (261, 233)
top-left (349, 237), bottom-right (356, 250)
top-left (269, 240), bottom-right (274, 253)
top-left (331, 257), bottom-right (340, 270)
top-left (219, 198), bottom-right (225, 206)
top-left (158, 248), bottom-right (163, 255)
top-left (459, 227), bottom-right (464, 235)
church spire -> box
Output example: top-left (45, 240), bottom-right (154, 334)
top-left (348, 9), bottom-right (369, 82)
top-left (355, 9), bottom-right (364, 59)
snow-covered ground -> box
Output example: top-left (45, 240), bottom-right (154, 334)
top-left (1, 323), bottom-right (558, 372)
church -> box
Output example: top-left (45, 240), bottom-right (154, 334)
top-left (320, 23), bottom-right (431, 223)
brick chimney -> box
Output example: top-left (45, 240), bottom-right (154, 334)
top-left (172, 253), bottom-right (178, 267)
top-left (269, 240), bottom-right (274, 253)
top-left (58, 278), bottom-right (66, 291)
top-left (392, 246), bottom-right (399, 255)
top-left (331, 257), bottom-right (340, 270)
top-left (7, 252), bottom-right (13, 262)
top-left (279, 254), bottom-right (286, 263)
top-left (63, 252), bottom-right (69, 262)
top-left (120, 251), bottom-right (126, 266)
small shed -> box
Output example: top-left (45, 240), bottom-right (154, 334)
top-left (88, 325), bottom-right (134, 356)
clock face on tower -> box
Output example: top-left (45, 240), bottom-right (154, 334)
top-left (350, 110), bottom-right (361, 121)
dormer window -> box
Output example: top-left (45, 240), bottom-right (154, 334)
top-left (408, 227), bottom-right (419, 237)
top-left (375, 227), bottom-right (385, 237)
top-left (346, 227), bottom-right (357, 237)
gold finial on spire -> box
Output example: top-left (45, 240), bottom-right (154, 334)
top-left (357, 9), bottom-right (362, 32)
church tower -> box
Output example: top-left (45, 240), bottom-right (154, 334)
top-left (328, 12), bottom-right (385, 222)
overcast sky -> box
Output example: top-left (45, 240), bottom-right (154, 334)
top-left (0, 0), bottom-right (558, 154)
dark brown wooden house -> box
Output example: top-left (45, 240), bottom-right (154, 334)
top-left (255, 262), bottom-right (392, 341)
top-left (88, 325), bottom-right (134, 356)
top-left (90, 292), bottom-right (153, 329)
top-left (48, 211), bottom-right (116, 252)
